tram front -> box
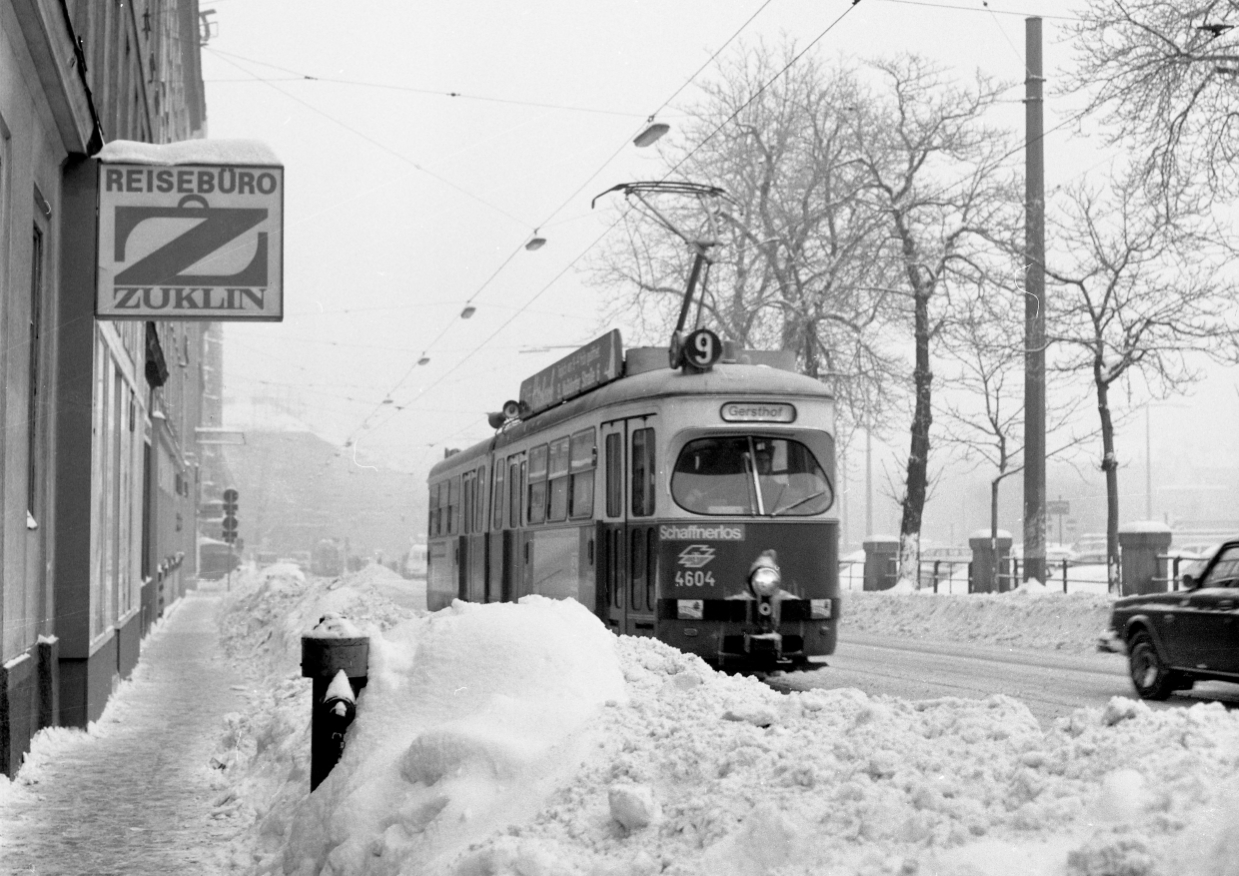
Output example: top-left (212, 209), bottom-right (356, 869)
top-left (656, 390), bottom-right (840, 671)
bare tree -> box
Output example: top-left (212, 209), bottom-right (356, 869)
top-left (1069, 0), bottom-right (1239, 205)
top-left (1044, 169), bottom-right (1239, 592)
top-left (847, 55), bottom-right (1019, 586)
top-left (937, 280), bottom-right (1092, 590)
top-left (590, 43), bottom-right (900, 427)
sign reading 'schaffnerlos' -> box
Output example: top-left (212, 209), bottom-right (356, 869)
top-left (95, 139), bottom-right (283, 321)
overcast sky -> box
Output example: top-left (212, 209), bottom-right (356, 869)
top-left (198, 0), bottom-right (1239, 541)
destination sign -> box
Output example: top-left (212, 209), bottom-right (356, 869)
top-left (720, 402), bottom-right (797, 423)
top-left (519, 330), bottom-right (623, 416)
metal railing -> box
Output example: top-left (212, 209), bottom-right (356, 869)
top-left (841, 552), bottom-right (1203, 595)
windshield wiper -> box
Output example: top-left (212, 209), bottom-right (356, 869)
top-left (771, 489), bottom-right (828, 517)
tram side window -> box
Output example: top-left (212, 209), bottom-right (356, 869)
top-left (631, 427), bottom-right (656, 518)
top-left (475, 466), bottom-right (487, 532)
top-left (447, 476), bottom-right (460, 534)
top-left (462, 471), bottom-right (474, 535)
top-left (509, 458), bottom-right (523, 528)
top-left (492, 459), bottom-right (506, 530)
top-left (547, 437), bottom-right (570, 522)
top-left (527, 444), bottom-right (548, 525)
top-left (605, 432), bottom-right (622, 518)
top-left (429, 482), bottom-right (441, 537)
top-left (646, 527), bottom-right (657, 610)
top-left (630, 527), bottom-right (646, 612)
top-left (569, 428), bottom-right (596, 519)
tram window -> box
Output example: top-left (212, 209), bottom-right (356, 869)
top-left (509, 459), bottom-right (523, 528)
top-left (429, 482), bottom-right (441, 537)
top-left (569, 428), bottom-right (596, 519)
top-left (630, 528), bottom-right (646, 611)
top-left (448, 477), bottom-right (460, 534)
top-left (475, 466), bottom-right (487, 532)
top-left (605, 432), bottom-right (622, 518)
top-left (462, 471), bottom-right (474, 535)
top-left (631, 427), bottom-right (656, 518)
top-left (646, 527), bottom-right (657, 610)
top-left (527, 444), bottom-right (548, 525)
top-left (547, 437), bottom-right (570, 522)
top-left (493, 460), bottom-right (506, 530)
top-left (671, 436), bottom-right (833, 516)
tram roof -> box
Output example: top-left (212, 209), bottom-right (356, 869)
top-left (429, 351), bottom-right (833, 480)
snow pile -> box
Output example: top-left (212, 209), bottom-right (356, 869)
top-left (279, 597), bottom-right (625, 875)
top-left (843, 591), bottom-right (1112, 654)
top-left (219, 562), bottom-right (410, 677)
top-left (210, 569), bottom-right (1239, 876)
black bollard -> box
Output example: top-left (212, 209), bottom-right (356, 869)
top-left (300, 625), bottom-right (369, 791)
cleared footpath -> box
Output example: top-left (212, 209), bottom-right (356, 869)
top-left (0, 583), bottom-right (248, 875)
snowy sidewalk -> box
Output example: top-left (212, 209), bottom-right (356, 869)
top-left (0, 584), bottom-right (249, 875)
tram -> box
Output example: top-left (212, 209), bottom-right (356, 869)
top-left (426, 328), bottom-right (840, 670)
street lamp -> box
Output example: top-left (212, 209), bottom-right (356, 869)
top-left (633, 120), bottom-right (669, 148)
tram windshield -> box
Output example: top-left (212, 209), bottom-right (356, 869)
top-left (671, 436), bottom-right (833, 517)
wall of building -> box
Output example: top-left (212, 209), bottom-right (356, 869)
top-left (1, 0), bottom-right (211, 774)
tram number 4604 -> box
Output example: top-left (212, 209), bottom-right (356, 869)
top-left (675, 570), bottom-right (716, 587)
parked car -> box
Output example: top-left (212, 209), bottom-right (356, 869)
top-left (1099, 540), bottom-right (1239, 699)
top-left (1072, 535), bottom-right (1109, 566)
top-left (1173, 542), bottom-right (1221, 589)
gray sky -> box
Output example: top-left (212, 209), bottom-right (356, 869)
top-left (198, 0), bottom-right (1239, 541)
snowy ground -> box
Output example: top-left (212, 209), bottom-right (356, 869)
top-left (9, 563), bottom-right (1239, 875)
top-left (215, 565), bottom-right (1238, 875)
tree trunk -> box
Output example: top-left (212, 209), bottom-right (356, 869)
top-left (1096, 375), bottom-right (1120, 594)
top-left (991, 476), bottom-right (1001, 592)
top-left (899, 289), bottom-right (933, 585)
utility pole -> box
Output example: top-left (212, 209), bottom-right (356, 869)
top-left (1023, 16), bottom-right (1047, 585)
top-left (865, 424), bottom-right (874, 537)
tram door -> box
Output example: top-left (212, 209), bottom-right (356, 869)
top-left (599, 415), bottom-right (659, 638)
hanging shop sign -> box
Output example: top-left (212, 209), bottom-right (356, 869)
top-left (95, 140), bottom-right (283, 321)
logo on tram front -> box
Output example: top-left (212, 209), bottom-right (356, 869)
top-left (677, 545), bottom-right (716, 568)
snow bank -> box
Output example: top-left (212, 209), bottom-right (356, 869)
top-left (843, 590), bottom-right (1113, 654)
top-left (278, 597), bottom-right (625, 875)
top-left (211, 569), bottom-right (1239, 876)
top-left (97, 138), bottom-right (281, 166)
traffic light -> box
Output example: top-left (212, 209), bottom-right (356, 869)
top-left (222, 488), bottom-right (239, 544)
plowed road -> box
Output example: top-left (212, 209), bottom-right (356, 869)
top-left (771, 633), bottom-right (1239, 726)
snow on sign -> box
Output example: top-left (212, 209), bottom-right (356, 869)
top-left (95, 139), bottom-right (283, 321)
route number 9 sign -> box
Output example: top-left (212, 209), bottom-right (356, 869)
top-left (683, 328), bottom-right (722, 370)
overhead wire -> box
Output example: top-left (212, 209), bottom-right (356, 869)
top-left (206, 49), bottom-right (536, 229)
top-left (341, 0), bottom-right (782, 445)
top-left (368, 0), bottom-right (865, 447)
top-left (204, 48), bottom-right (652, 118)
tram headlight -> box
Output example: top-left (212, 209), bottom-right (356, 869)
top-left (747, 550), bottom-right (782, 597)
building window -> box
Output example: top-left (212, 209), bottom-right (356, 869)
top-left (28, 224), bottom-right (44, 515)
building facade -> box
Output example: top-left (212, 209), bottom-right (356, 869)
top-left (0, 0), bottom-right (214, 774)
